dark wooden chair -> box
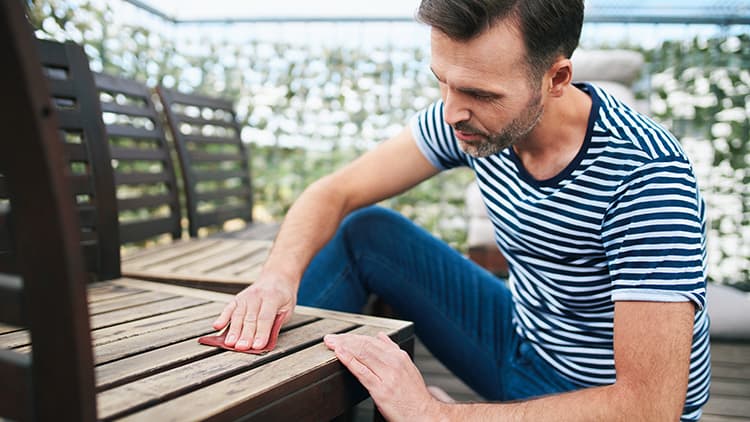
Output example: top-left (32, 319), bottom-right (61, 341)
top-left (157, 86), bottom-right (279, 240)
top-left (0, 38), bottom-right (121, 282)
top-left (92, 72), bottom-right (273, 293)
top-left (0, 5), bottom-right (414, 420)
top-left (93, 72), bottom-right (183, 245)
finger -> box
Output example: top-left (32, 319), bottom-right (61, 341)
top-left (251, 301), bottom-right (281, 350)
top-left (234, 298), bottom-right (262, 350)
top-left (212, 300), bottom-right (237, 330)
top-left (331, 334), bottom-right (392, 373)
top-left (335, 346), bottom-right (382, 390)
top-left (224, 300), bottom-right (248, 347)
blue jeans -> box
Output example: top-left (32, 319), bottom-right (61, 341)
top-left (298, 206), bottom-right (579, 401)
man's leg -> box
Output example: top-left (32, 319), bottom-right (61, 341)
top-left (297, 206), bottom-right (515, 399)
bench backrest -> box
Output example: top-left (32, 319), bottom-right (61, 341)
top-left (0, 2), bottom-right (97, 420)
top-left (0, 37), bottom-right (121, 282)
top-left (94, 73), bottom-right (183, 245)
top-left (157, 87), bottom-right (255, 237)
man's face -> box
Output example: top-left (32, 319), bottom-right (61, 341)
top-left (430, 23), bottom-right (545, 157)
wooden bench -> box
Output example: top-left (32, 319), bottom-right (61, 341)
top-left (0, 3), bottom-right (413, 420)
top-left (92, 71), bottom-right (274, 292)
top-left (157, 85), bottom-right (279, 240)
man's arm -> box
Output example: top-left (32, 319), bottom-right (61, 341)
top-left (326, 300), bottom-right (695, 422)
top-left (213, 126), bottom-right (440, 350)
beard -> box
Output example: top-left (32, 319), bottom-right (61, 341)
top-left (453, 91), bottom-right (544, 158)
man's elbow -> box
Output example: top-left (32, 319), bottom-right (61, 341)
top-left (614, 379), bottom-right (686, 421)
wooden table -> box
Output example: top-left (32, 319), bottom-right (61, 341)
top-left (0, 278), bottom-right (414, 421)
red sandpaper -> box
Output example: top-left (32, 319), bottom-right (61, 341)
top-left (198, 312), bottom-right (286, 354)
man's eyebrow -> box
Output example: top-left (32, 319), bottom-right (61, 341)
top-left (429, 67), bottom-right (444, 82)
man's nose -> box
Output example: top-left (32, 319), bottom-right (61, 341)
top-left (442, 90), bottom-right (470, 127)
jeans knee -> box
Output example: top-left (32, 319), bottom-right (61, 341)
top-left (341, 206), bottom-right (404, 236)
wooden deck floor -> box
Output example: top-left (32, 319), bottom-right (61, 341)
top-left (354, 338), bottom-right (750, 420)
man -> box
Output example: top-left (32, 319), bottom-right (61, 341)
top-left (213, 0), bottom-right (710, 420)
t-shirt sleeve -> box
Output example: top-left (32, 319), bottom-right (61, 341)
top-left (409, 100), bottom-right (470, 170)
top-left (602, 157), bottom-right (707, 310)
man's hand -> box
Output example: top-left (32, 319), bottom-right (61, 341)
top-left (212, 272), bottom-right (297, 351)
top-left (324, 332), bottom-right (445, 422)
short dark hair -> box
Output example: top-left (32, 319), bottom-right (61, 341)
top-left (417, 0), bottom-right (584, 78)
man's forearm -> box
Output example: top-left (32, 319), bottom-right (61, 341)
top-left (438, 383), bottom-right (681, 422)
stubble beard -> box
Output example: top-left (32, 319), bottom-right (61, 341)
top-left (455, 91), bottom-right (544, 158)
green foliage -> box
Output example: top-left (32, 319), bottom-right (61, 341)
top-left (28, 1), bottom-right (750, 285)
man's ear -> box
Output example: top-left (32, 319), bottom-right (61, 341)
top-left (547, 58), bottom-right (573, 97)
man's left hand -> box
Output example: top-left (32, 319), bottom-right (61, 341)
top-left (324, 332), bottom-right (444, 422)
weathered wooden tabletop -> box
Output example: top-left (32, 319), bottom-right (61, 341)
top-left (0, 278), bottom-right (414, 421)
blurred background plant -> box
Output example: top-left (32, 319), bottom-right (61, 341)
top-left (28, 0), bottom-right (749, 289)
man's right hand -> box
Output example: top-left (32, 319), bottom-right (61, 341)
top-left (212, 273), bottom-right (297, 351)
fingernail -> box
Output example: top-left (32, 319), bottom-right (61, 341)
top-left (226, 334), bottom-right (237, 344)
top-left (324, 334), bottom-right (338, 344)
top-left (252, 339), bottom-right (265, 348)
top-left (236, 340), bottom-right (249, 349)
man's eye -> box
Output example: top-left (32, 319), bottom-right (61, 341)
top-left (472, 93), bottom-right (494, 101)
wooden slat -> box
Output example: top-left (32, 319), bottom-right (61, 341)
top-left (702, 396), bottom-right (750, 419)
top-left (106, 124), bottom-right (160, 140)
top-left (109, 146), bottom-right (167, 161)
top-left (119, 217), bottom-right (180, 244)
top-left (166, 90), bottom-right (233, 110)
top-left (88, 302), bottom-right (224, 348)
top-left (196, 204), bottom-right (250, 227)
top-left (94, 72), bottom-right (151, 98)
top-left (88, 290), bottom-right (175, 315)
top-left (90, 295), bottom-right (209, 330)
top-left (712, 362), bottom-right (750, 381)
top-left (100, 102), bottom-right (154, 119)
top-left (177, 115), bottom-right (235, 129)
top-left (193, 169), bottom-right (247, 182)
top-left (94, 313), bottom-right (318, 390)
top-left (87, 283), bottom-right (144, 303)
top-left (712, 342), bottom-right (750, 365)
top-left (122, 240), bottom-right (270, 285)
top-left (195, 187), bottom-right (250, 202)
top-left (120, 239), bottom-right (222, 262)
top-left (99, 318), bottom-right (358, 420)
top-left (92, 316), bottom-right (217, 365)
top-left (183, 133), bottom-right (239, 145)
top-left (115, 172), bottom-right (171, 186)
top-left (188, 151), bottom-right (244, 162)
top-left (118, 193), bottom-right (175, 211)
top-left (710, 378), bottom-right (750, 398)
top-left (47, 77), bottom-right (76, 99)
top-left (3, 296), bottom-right (212, 350)
top-left (122, 239), bottom-right (239, 270)
top-left (0, 323), bottom-right (21, 335)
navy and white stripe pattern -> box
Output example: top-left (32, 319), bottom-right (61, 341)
top-left (410, 83), bottom-right (710, 421)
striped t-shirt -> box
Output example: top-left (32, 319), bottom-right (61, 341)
top-left (410, 83), bottom-right (710, 421)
